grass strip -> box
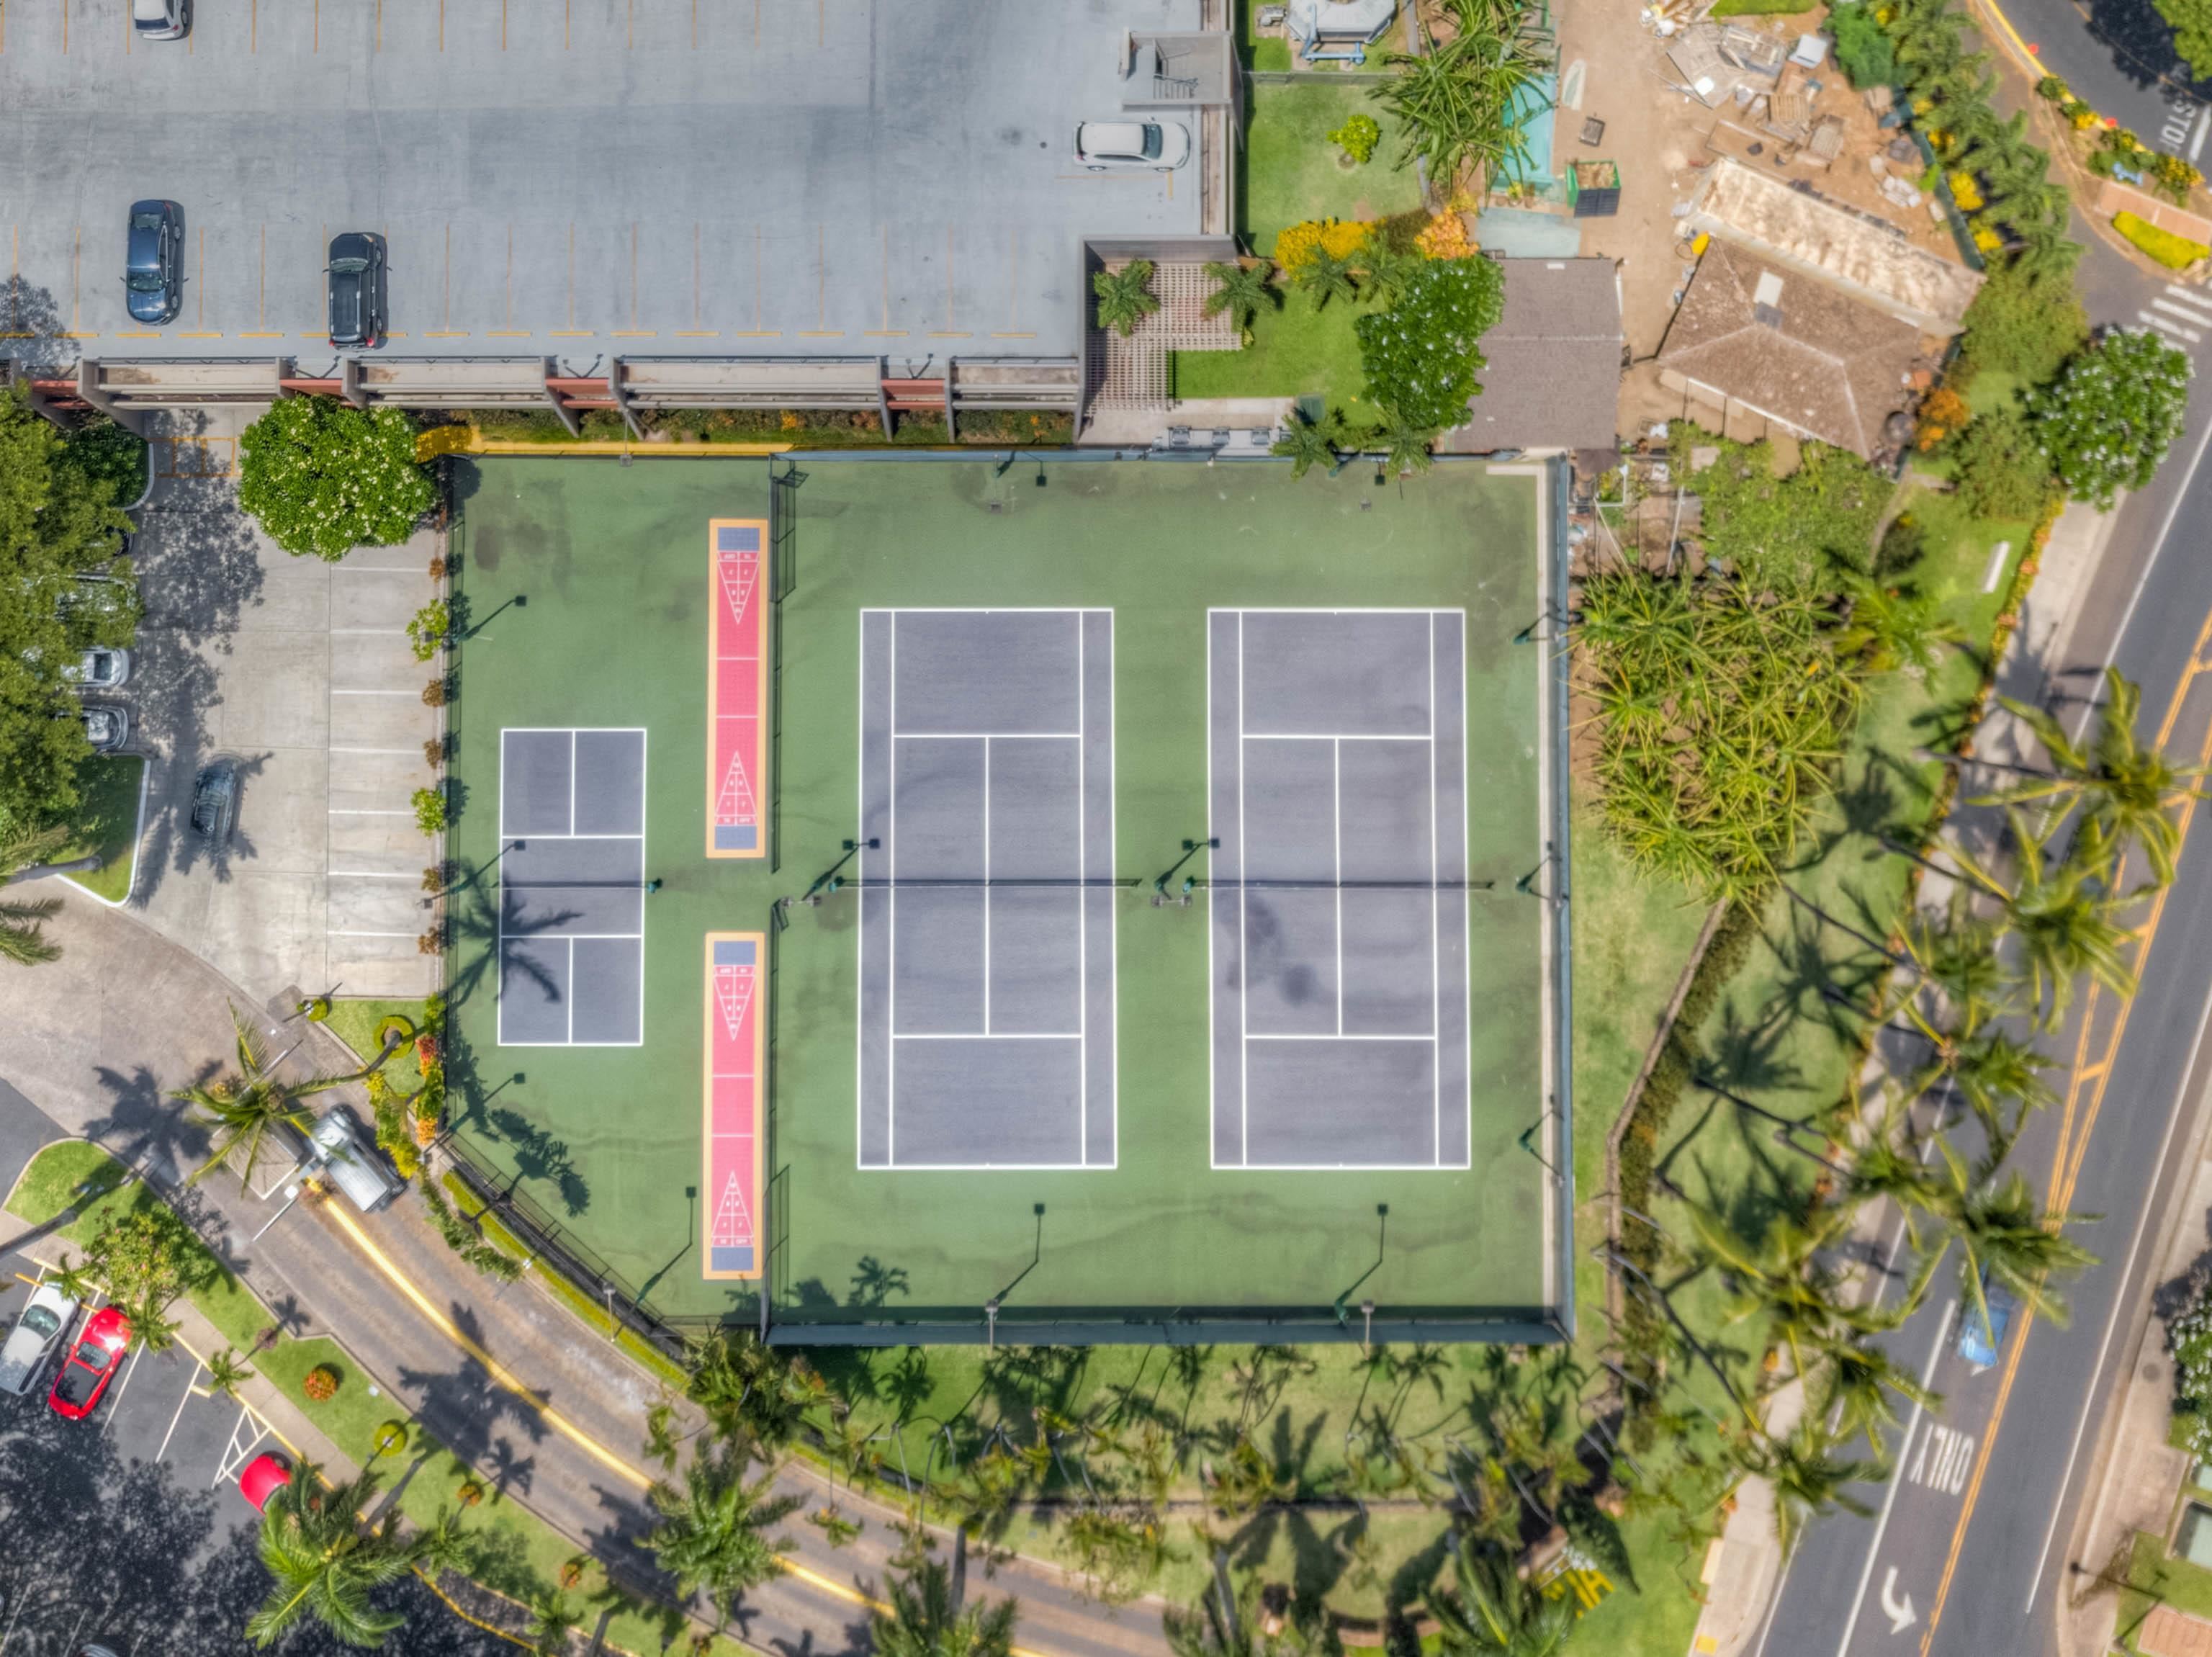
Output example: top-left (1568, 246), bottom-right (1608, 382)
top-left (55, 754), bottom-right (145, 904)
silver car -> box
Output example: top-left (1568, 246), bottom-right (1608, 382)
top-left (131, 0), bottom-right (188, 38)
top-left (0, 1284), bottom-right (80, 1395)
top-left (1074, 120), bottom-right (1192, 170)
top-left (64, 647), bottom-right (132, 691)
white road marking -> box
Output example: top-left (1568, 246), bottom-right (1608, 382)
top-left (2140, 310), bottom-right (2203, 344)
top-left (1833, 1300), bottom-right (1956, 1657)
top-left (1880, 1566), bottom-right (1917, 1634)
top-left (2152, 296), bottom-right (2211, 326)
top-left (153, 1358), bottom-right (204, 1463)
top-left (98, 1344), bottom-right (145, 1437)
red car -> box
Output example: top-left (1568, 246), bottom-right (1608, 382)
top-left (46, 1307), bottom-right (131, 1421)
top-left (239, 1452), bottom-right (292, 1511)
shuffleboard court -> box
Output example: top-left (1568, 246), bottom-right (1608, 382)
top-left (856, 609), bottom-right (1116, 1169)
top-left (703, 933), bottom-right (766, 1280)
top-left (1208, 610), bottom-right (1472, 1168)
top-left (497, 727), bottom-right (647, 1047)
top-left (708, 518), bottom-right (769, 858)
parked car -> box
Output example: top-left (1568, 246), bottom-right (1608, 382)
top-left (238, 1452), bottom-right (292, 1511)
top-left (326, 233), bottom-right (387, 350)
top-left (0, 1283), bottom-right (81, 1396)
top-left (123, 201), bottom-right (183, 325)
top-left (81, 704), bottom-right (130, 753)
top-left (1073, 120), bottom-right (1190, 170)
top-left (130, 0), bottom-right (187, 37)
top-left (47, 1307), bottom-right (132, 1421)
top-left (63, 647), bottom-right (131, 691)
top-left (305, 1112), bottom-right (404, 1213)
top-left (190, 757), bottom-right (238, 845)
top-left (1956, 1278), bottom-right (2016, 1371)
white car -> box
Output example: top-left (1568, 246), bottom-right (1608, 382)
top-left (63, 647), bottom-right (132, 691)
top-left (1074, 120), bottom-right (1192, 171)
top-left (132, 0), bottom-right (188, 38)
top-left (0, 1284), bottom-right (80, 1396)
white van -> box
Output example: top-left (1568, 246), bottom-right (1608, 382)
top-left (303, 1113), bottom-right (404, 1213)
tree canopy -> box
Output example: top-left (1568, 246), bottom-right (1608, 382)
top-left (238, 397), bottom-right (434, 561)
top-left (2028, 326), bottom-right (2193, 508)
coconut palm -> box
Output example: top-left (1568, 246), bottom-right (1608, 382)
top-left (0, 894), bottom-right (62, 966)
top-left (175, 1005), bottom-right (361, 1189)
top-left (1202, 260), bottom-right (1279, 341)
top-left (1685, 1202), bottom-right (1876, 1391)
top-left (1271, 410), bottom-right (1345, 480)
top-left (206, 1346), bottom-right (256, 1400)
top-left (1378, 409), bottom-right (1439, 475)
top-left (1835, 571), bottom-right (1961, 676)
top-left (1732, 1418), bottom-right (1880, 1548)
top-left (247, 1460), bottom-right (414, 1648)
top-left (684, 1327), bottom-right (825, 1447)
top-left (526, 1587), bottom-right (583, 1656)
top-left (1978, 667), bottom-right (2204, 886)
top-left (1426, 1531), bottom-right (1574, 1657)
top-left (1291, 247), bottom-right (1360, 311)
top-left (1941, 813), bottom-right (2141, 1028)
top-left (1819, 1332), bottom-right (1941, 1452)
top-left (1929, 1143), bottom-right (2099, 1336)
top-left (1920, 1025), bottom-right (2059, 1156)
top-left (1091, 259), bottom-right (1160, 338)
top-left (870, 1559), bottom-right (1021, 1657)
top-left (642, 1440), bottom-right (801, 1630)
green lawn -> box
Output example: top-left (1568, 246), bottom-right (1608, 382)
top-left (1238, 0), bottom-right (1295, 71)
top-left (1242, 81), bottom-right (1425, 255)
top-left (55, 754), bottom-right (144, 904)
top-left (320, 997), bottom-right (431, 1077)
top-left (1170, 291), bottom-right (1372, 407)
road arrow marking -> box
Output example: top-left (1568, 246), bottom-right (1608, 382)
top-left (1880, 1567), bottom-right (1916, 1635)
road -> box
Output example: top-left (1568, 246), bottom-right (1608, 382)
top-left (1753, 238), bottom-right (2212, 1656)
top-left (1990, 0), bottom-right (2212, 158)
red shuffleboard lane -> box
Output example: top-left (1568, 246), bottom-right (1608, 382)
top-left (703, 931), bottom-right (765, 1281)
top-left (708, 518), bottom-right (768, 858)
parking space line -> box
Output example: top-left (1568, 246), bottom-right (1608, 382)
top-left (196, 226), bottom-right (204, 328)
top-left (505, 223), bottom-right (514, 329)
top-left (566, 223), bottom-right (575, 330)
top-left (68, 224), bottom-right (78, 333)
top-left (629, 222), bottom-right (639, 331)
top-left (443, 222), bottom-right (451, 331)
top-left (313, 0), bottom-right (319, 51)
top-left (153, 1358), bottom-right (204, 1462)
top-left (99, 1344), bottom-right (146, 1437)
top-left (500, 0), bottom-right (506, 49)
top-left (58, 0), bottom-right (65, 54)
top-left (817, 223), bottom-right (827, 330)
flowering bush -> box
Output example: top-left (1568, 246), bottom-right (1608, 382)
top-left (238, 398), bottom-right (434, 562)
top-left (2028, 325), bottom-right (2193, 507)
top-left (1352, 256), bottom-right (1506, 430)
top-left (1414, 209), bottom-right (1476, 260)
top-left (1328, 112), bottom-right (1381, 165)
top-left (1947, 171), bottom-right (1984, 212)
top-left (2173, 1272), bottom-right (2212, 1460)
top-left (1914, 385), bottom-right (1971, 451)
top-left (1273, 217), bottom-right (1372, 271)
top-left (302, 1364), bottom-right (341, 1402)
top-left (2116, 210), bottom-right (2210, 269)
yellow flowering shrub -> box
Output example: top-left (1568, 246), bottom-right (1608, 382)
top-left (1415, 209), bottom-right (1475, 259)
top-left (1274, 217), bottom-right (1372, 270)
top-left (1948, 171), bottom-right (1983, 210)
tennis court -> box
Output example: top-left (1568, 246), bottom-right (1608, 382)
top-left (1207, 610), bottom-right (1472, 1169)
top-left (856, 609), bottom-right (1117, 1169)
top-left (496, 727), bottom-right (647, 1047)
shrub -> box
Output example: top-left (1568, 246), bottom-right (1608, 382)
top-left (1830, 4), bottom-right (1896, 89)
top-left (2035, 74), bottom-right (2071, 102)
top-left (406, 600), bottom-right (450, 662)
top-left (457, 1478), bottom-right (485, 1507)
top-left (2028, 325), bottom-right (2195, 506)
top-left (372, 1421), bottom-right (409, 1458)
top-left (1273, 217), bottom-right (1372, 271)
top-left (1956, 262), bottom-right (2089, 387)
top-left (411, 786), bottom-right (446, 835)
top-left (1915, 385), bottom-right (1972, 451)
top-left (1951, 408), bottom-right (2057, 520)
top-left (2175, 1272), bottom-right (2212, 1461)
top-left (1328, 112), bottom-right (1381, 164)
top-left (421, 676), bottom-right (447, 707)
top-left (1353, 256), bottom-right (1506, 431)
top-left (237, 398), bottom-right (434, 562)
top-left (1678, 434), bottom-right (1889, 587)
top-left (302, 1364), bottom-right (341, 1402)
top-left (1414, 208), bottom-right (1476, 260)
top-left (2115, 210), bottom-right (2210, 270)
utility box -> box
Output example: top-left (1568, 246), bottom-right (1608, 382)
top-left (1569, 159), bottom-right (1622, 217)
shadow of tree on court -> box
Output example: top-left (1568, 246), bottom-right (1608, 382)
top-left (485, 1107), bottom-right (590, 1216)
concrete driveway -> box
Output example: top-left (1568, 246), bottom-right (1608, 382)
top-left (113, 416), bottom-right (439, 1000)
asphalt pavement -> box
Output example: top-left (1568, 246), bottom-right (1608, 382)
top-left (1988, 0), bottom-right (2212, 159)
top-left (1753, 230), bottom-right (2212, 1657)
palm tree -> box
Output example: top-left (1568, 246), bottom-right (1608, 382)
top-left (1819, 1333), bottom-right (1941, 1452)
top-left (1686, 1204), bottom-right (1876, 1391)
top-left (1836, 572), bottom-right (1961, 676)
top-left (684, 1327), bottom-right (825, 1447)
top-left (1091, 259), bottom-right (1160, 338)
top-left (247, 1460), bottom-right (415, 1648)
top-left (0, 893), bottom-right (62, 966)
top-left (871, 1559), bottom-right (1021, 1657)
top-left (1378, 409), bottom-right (1439, 475)
top-left (206, 1346), bottom-right (256, 1400)
top-left (1425, 1532), bottom-right (1574, 1657)
top-left (1942, 813), bottom-right (2141, 1027)
top-left (1291, 248), bottom-right (1359, 311)
top-left (1978, 667), bottom-right (2204, 886)
top-left (1272, 410), bottom-right (1345, 480)
top-left (526, 1587), bottom-right (583, 1656)
top-left (1732, 1419), bottom-right (1880, 1548)
top-left (1202, 260), bottom-right (1278, 341)
top-left (1929, 1144), bottom-right (2099, 1336)
top-left (642, 1441), bottom-right (801, 1630)
top-left (174, 1004), bottom-right (360, 1189)
top-left (47, 1254), bottom-right (99, 1303)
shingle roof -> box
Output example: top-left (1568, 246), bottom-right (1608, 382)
top-left (1439, 257), bottom-right (1623, 454)
top-left (1657, 240), bottom-right (1923, 458)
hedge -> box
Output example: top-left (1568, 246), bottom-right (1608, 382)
top-left (2115, 210), bottom-right (2210, 271)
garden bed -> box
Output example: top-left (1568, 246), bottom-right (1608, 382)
top-left (53, 753), bottom-right (145, 904)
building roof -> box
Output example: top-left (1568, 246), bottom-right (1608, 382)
top-left (1658, 239), bottom-right (1925, 458)
top-left (1686, 157), bottom-right (1983, 335)
top-left (1439, 257), bottom-right (1623, 454)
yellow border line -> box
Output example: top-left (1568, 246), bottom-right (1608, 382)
top-left (701, 932), bottom-right (767, 1282)
top-left (703, 518), bottom-right (771, 859)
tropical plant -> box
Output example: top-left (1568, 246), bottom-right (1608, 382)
top-left (1353, 256), bottom-right (1505, 431)
top-left (2028, 326), bottom-right (2193, 508)
top-left (1679, 436), bottom-right (1887, 588)
top-left (1291, 247), bottom-right (1361, 311)
top-left (1929, 1145), bottom-right (2100, 1334)
top-left (684, 1327), bottom-right (826, 1447)
top-left (405, 600), bottom-right (450, 662)
top-left (1201, 261), bottom-right (1279, 340)
top-left (0, 894), bottom-right (62, 966)
top-left (411, 785), bottom-right (447, 835)
top-left (1828, 0), bottom-right (1895, 86)
top-left (174, 1004), bottom-right (361, 1188)
top-left (1091, 260), bottom-right (1160, 338)
top-left (870, 1559), bottom-right (1021, 1657)
top-left (1378, 409), bottom-right (1439, 475)
top-left (1328, 112), bottom-right (1382, 164)
top-left (1426, 1531), bottom-right (1575, 1656)
top-left (1978, 666), bottom-right (2205, 886)
top-left (1943, 812), bottom-right (2142, 1025)
top-left (238, 397), bottom-right (433, 562)
top-left (1381, 0), bottom-right (1552, 188)
top-left (1272, 409), bottom-right (1346, 480)
top-left (641, 1441), bottom-right (801, 1629)
top-left (1835, 570), bottom-right (1962, 676)
top-left (1949, 408), bottom-right (2057, 521)
top-left (526, 1587), bottom-right (583, 1656)
top-left (1730, 1419), bottom-right (1881, 1548)
top-left (1820, 1334), bottom-right (1941, 1451)
top-left (246, 1460), bottom-right (415, 1647)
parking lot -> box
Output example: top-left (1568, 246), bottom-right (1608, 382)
top-left (0, 0), bottom-right (1203, 364)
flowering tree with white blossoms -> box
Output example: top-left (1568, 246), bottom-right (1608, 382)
top-left (238, 397), bottom-right (435, 562)
top-left (2026, 325), bottom-right (2192, 509)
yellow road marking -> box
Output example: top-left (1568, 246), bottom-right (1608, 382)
top-left (1918, 602), bottom-right (2212, 1651)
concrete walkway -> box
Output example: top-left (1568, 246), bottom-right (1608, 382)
top-left (0, 887), bottom-right (1169, 1657)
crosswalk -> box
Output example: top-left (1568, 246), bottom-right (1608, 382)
top-left (2138, 282), bottom-right (2212, 349)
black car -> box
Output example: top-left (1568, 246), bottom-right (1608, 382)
top-left (190, 758), bottom-right (238, 847)
top-left (123, 200), bottom-right (182, 325)
top-left (326, 233), bottom-right (386, 349)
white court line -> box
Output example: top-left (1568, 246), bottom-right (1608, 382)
top-left (1238, 610), bottom-right (1250, 1167)
top-left (889, 616), bottom-right (899, 1165)
top-left (899, 1031), bottom-right (1082, 1041)
top-left (1077, 616), bottom-right (1087, 1162)
top-left (983, 736), bottom-right (993, 1035)
top-left (1244, 732), bottom-right (1429, 742)
top-left (1251, 1032), bottom-right (1437, 1041)
top-left (1334, 737), bottom-right (1344, 1038)
top-left (896, 731), bottom-right (1079, 741)
top-left (1430, 614), bottom-right (1442, 1162)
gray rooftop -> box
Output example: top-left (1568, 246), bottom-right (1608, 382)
top-left (1440, 257), bottom-right (1624, 454)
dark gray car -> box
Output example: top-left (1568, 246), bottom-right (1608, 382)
top-left (326, 232), bottom-right (386, 349)
top-left (124, 200), bottom-right (182, 325)
top-left (191, 757), bottom-right (238, 846)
